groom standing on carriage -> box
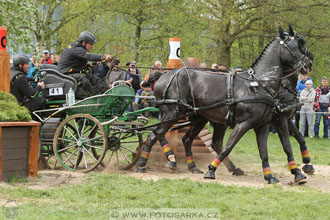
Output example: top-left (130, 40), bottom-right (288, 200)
top-left (58, 31), bottom-right (113, 96)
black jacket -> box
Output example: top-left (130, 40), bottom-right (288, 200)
top-left (10, 68), bottom-right (42, 103)
top-left (58, 41), bottom-right (103, 74)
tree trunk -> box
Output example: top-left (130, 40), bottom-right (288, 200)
top-left (134, 25), bottom-right (142, 63)
top-left (216, 41), bottom-right (232, 68)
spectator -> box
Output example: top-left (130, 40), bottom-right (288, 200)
top-left (211, 63), bottom-right (218, 69)
top-left (327, 92), bottom-right (330, 140)
top-left (132, 88), bottom-right (154, 117)
top-left (58, 31), bottom-right (112, 96)
top-left (132, 89), bottom-right (143, 111)
top-left (297, 74), bottom-right (313, 94)
top-left (143, 61), bottom-right (164, 88)
top-left (55, 54), bottom-right (61, 64)
top-left (235, 65), bottom-right (244, 72)
top-left (295, 73), bottom-right (313, 134)
top-left (126, 61), bottom-right (142, 92)
top-left (299, 80), bottom-right (316, 138)
top-left (154, 60), bottom-right (162, 71)
top-left (314, 76), bottom-right (330, 138)
top-left (105, 59), bottom-right (126, 87)
top-left (40, 50), bottom-right (52, 64)
top-left (27, 55), bottom-right (39, 78)
top-left (93, 61), bottom-right (109, 79)
top-left (142, 67), bottom-right (156, 90)
top-left (328, 113), bottom-right (330, 140)
top-left (218, 64), bottom-right (227, 73)
top-left (51, 53), bottom-right (59, 66)
top-left (200, 63), bottom-right (207, 68)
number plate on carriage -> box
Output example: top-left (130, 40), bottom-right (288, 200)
top-left (49, 87), bottom-right (63, 96)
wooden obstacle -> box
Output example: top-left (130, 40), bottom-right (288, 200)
top-left (150, 125), bottom-right (215, 166)
top-left (0, 122), bottom-right (40, 182)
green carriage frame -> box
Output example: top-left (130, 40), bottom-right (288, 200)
top-left (34, 81), bottom-right (158, 172)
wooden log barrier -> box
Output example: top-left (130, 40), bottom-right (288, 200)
top-left (0, 121), bottom-right (40, 182)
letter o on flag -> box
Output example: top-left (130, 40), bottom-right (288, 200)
top-left (0, 26), bottom-right (7, 53)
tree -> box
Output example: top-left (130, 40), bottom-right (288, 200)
top-left (0, 0), bottom-right (35, 52)
top-left (196, 0), bottom-right (330, 69)
top-left (29, 0), bottom-right (94, 54)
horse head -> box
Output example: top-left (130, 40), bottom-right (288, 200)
top-left (278, 26), bottom-right (312, 75)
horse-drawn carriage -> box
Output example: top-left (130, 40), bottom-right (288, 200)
top-left (33, 65), bottom-right (157, 172)
top-left (32, 26), bottom-right (314, 185)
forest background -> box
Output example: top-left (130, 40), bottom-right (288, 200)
top-left (1, 0), bottom-right (329, 82)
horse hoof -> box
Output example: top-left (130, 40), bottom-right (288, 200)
top-left (165, 161), bottom-right (177, 170)
top-left (189, 167), bottom-right (204, 174)
top-left (268, 177), bottom-right (280, 184)
top-left (137, 167), bottom-right (147, 173)
top-left (302, 165), bottom-right (315, 175)
top-left (294, 173), bottom-right (307, 184)
top-left (232, 168), bottom-right (244, 176)
top-left (204, 170), bottom-right (215, 179)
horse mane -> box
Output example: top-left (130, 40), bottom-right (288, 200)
top-left (250, 38), bottom-right (277, 69)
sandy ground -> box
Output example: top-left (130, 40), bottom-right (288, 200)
top-left (118, 162), bottom-right (330, 193)
top-left (3, 159), bottom-right (329, 193)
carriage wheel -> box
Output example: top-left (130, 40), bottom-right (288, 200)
top-left (38, 140), bottom-right (58, 170)
top-left (53, 114), bottom-right (107, 172)
top-left (103, 125), bottom-right (143, 170)
top-left (38, 118), bottom-right (71, 170)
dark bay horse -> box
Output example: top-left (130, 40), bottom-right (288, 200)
top-left (180, 33), bottom-right (315, 182)
top-left (137, 27), bottom-right (310, 183)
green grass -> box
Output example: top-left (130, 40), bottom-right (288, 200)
top-left (1, 117), bottom-right (329, 219)
top-left (221, 128), bottom-right (330, 166)
top-left (0, 173), bottom-right (330, 220)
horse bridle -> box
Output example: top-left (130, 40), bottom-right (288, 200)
top-left (236, 35), bottom-right (308, 84)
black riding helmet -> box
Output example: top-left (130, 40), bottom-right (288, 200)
top-left (13, 54), bottom-right (30, 68)
top-left (78, 31), bottom-right (96, 44)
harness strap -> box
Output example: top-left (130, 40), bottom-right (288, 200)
top-left (155, 95), bottom-right (275, 112)
top-left (225, 71), bottom-right (236, 127)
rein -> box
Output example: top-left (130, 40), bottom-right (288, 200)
top-left (235, 67), bottom-right (300, 83)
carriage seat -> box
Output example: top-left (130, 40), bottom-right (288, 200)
top-left (39, 64), bottom-right (77, 100)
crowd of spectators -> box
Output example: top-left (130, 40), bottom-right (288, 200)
top-left (294, 74), bottom-right (330, 139)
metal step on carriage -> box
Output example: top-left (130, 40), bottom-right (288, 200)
top-left (33, 65), bottom-right (158, 172)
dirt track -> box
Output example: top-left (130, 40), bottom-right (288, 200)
top-left (119, 161), bottom-right (330, 193)
top-left (6, 160), bottom-right (329, 193)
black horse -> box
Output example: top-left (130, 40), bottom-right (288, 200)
top-left (137, 26), bottom-right (310, 184)
top-left (180, 30), bottom-right (315, 182)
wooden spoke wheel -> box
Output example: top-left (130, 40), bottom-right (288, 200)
top-left (103, 125), bottom-right (143, 170)
top-left (38, 140), bottom-right (58, 170)
top-left (53, 114), bottom-right (107, 172)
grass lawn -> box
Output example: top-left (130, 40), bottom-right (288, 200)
top-left (1, 172), bottom-right (330, 220)
top-left (220, 127), bottom-right (330, 166)
top-left (1, 118), bottom-right (329, 220)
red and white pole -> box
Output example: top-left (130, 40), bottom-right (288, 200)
top-left (166, 38), bottom-right (182, 69)
top-left (0, 26), bottom-right (10, 92)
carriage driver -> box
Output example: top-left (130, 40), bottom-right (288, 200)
top-left (10, 54), bottom-right (46, 112)
top-left (58, 31), bottom-right (113, 96)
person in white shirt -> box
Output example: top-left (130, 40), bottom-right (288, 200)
top-left (300, 80), bottom-right (316, 138)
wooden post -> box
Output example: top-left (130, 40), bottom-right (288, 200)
top-left (184, 57), bottom-right (200, 68)
top-left (0, 26), bottom-right (10, 92)
top-left (28, 125), bottom-right (40, 177)
top-left (0, 127), bottom-right (2, 181)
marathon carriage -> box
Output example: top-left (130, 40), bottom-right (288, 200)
top-left (34, 65), bottom-right (157, 172)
